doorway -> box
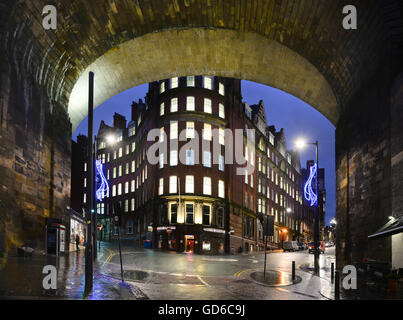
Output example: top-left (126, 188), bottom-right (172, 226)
top-left (185, 235), bottom-right (194, 253)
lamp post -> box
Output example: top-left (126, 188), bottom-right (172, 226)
top-left (85, 71), bottom-right (94, 293)
top-left (296, 139), bottom-right (320, 275)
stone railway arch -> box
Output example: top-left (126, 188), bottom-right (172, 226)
top-left (0, 0), bottom-right (402, 269)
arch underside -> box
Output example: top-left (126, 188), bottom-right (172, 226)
top-left (68, 28), bottom-right (339, 130)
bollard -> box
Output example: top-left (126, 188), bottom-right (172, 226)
top-left (334, 270), bottom-right (340, 300)
top-left (331, 262), bottom-right (334, 283)
top-left (292, 261), bottom-right (296, 281)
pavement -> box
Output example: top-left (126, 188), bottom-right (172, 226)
top-left (0, 246), bottom-right (146, 300)
top-left (2, 242), bottom-right (399, 300)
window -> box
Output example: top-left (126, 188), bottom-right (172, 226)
top-left (170, 98), bottom-right (178, 112)
top-left (203, 123), bottom-right (212, 141)
top-left (131, 142), bottom-right (136, 152)
top-left (169, 176), bottom-right (177, 193)
top-left (185, 149), bottom-right (194, 165)
top-left (170, 203), bottom-right (177, 224)
top-left (118, 183), bottom-right (122, 195)
top-left (219, 128), bottom-right (225, 145)
top-left (112, 185), bottom-right (116, 197)
top-left (160, 127), bottom-right (165, 142)
top-left (131, 160), bottom-right (135, 173)
top-left (170, 150), bottom-right (178, 166)
top-left (202, 205), bottom-right (211, 225)
top-left (171, 77), bottom-right (178, 89)
top-left (159, 178), bottom-right (164, 195)
top-left (118, 165), bottom-right (122, 177)
top-left (124, 199), bottom-right (129, 212)
top-left (125, 181), bottom-right (129, 194)
top-left (218, 180), bottom-right (224, 198)
top-left (203, 177), bottom-right (212, 195)
top-left (219, 155), bottom-right (224, 171)
top-left (159, 153), bottom-right (164, 168)
top-left (185, 175), bottom-right (194, 193)
top-left (219, 82), bottom-right (225, 95)
top-left (186, 121), bottom-right (195, 138)
top-left (219, 103), bottom-right (225, 118)
top-left (204, 98), bottom-right (212, 113)
top-left (160, 102), bottom-right (164, 116)
top-left (131, 180), bottom-right (135, 192)
top-left (127, 214), bottom-right (136, 232)
top-left (118, 147), bottom-right (122, 158)
top-left (131, 198), bottom-right (135, 211)
top-left (203, 151), bottom-right (211, 167)
top-left (125, 163), bottom-right (129, 174)
top-left (170, 121), bottom-right (178, 139)
top-left (160, 81), bottom-right (165, 93)
top-left (186, 96), bottom-right (195, 111)
top-left (129, 126), bottom-right (136, 137)
top-left (186, 204), bottom-right (194, 224)
top-left (204, 76), bottom-right (213, 89)
top-left (187, 76), bottom-right (195, 87)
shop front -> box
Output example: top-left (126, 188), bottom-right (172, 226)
top-left (69, 212), bottom-right (86, 252)
top-left (156, 224), bottom-right (226, 254)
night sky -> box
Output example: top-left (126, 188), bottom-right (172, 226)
top-left (73, 80), bottom-right (335, 226)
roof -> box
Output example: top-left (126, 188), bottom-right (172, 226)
top-left (368, 215), bottom-right (403, 239)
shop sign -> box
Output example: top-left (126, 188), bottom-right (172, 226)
top-left (203, 228), bottom-right (225, 234)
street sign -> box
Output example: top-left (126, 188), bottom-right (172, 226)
top-left (97, 224), bottom-right (103, 231)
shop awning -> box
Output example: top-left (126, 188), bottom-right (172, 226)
top-left (368, 215), bottom-right (403, 239)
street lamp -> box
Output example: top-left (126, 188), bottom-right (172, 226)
top-left (295, 138), bottom-right (320, 275)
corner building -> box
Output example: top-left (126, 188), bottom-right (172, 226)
top-left (93, 76), bottom-right (313, 254)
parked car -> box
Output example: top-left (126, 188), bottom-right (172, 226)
top-left (325, 241), bottom-right (334, 247)
top-left (283, 241), bottom-right (299, 252)
top-left (298, 242), bottom-right (307, 250)
top-left (308, 241), bottom-right (325, 254)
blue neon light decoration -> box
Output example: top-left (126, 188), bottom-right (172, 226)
top-left (304, 163), bottom-right (317, 207)
top-left (95, 159), bottom-right (109, 201)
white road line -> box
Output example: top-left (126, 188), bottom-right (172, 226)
top-left (197, 276), bottom-right (210, 287)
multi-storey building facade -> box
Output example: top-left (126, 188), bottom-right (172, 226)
top-left (78, 76), bottom-right (315, 254)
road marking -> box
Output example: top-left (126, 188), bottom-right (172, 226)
top-left (202, 258), bottom-right (238, 262)
top-left (197, 276), bottom-right (210, 286)
top-left (233, 268), bottom-right (258, 278)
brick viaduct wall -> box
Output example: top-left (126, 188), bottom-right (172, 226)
top-left (335, 62), bottom-right (403, 268)
top-left (0, 38), bottom-right (72, 257)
